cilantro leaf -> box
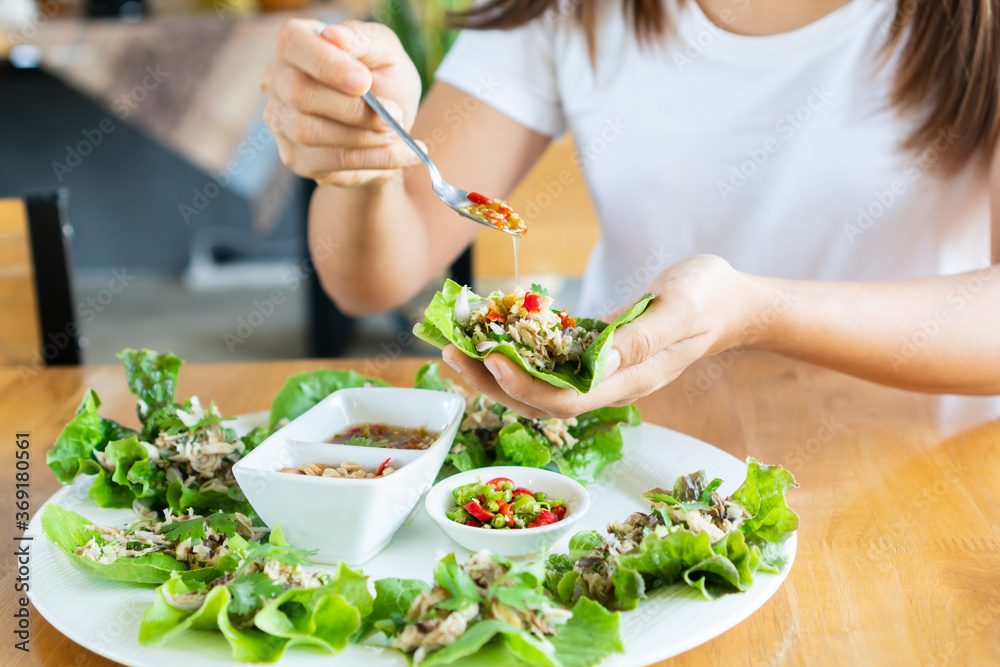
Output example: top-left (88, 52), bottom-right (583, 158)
top-left (159, 513), bottom-right (241, 544)
top-left (347, 434), bottom-right (388, 448)
top-left (239, 541), bottom-right (315, 573)
top-left (228, 572), bottom-right (283, 616)
top-left (529, 283), bottom-right (549, 297)
top-left (432, 553), bottom-right (483, 611)
top-left (159, 517), bottom-right (207, 543)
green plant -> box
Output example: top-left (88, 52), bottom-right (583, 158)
top-left (375, 0), bottom-right (470, 97)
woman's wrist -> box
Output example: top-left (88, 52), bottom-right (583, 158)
top-left (727, 272), bottom-right (798, 353)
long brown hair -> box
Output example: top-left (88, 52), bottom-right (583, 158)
top-left (450, 0), bottom-right (999, 176)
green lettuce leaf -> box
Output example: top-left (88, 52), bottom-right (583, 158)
top-left (46, 389), bottom-right (137, 485)
top-left (495, 422), bottom-right (551, 468)
top-left (731, 458), bottom-right (800, 542)
top-left (551, 426), bottom-right (624, 486)
top-left (40, 505), bottom-right (228, 584)
top-left (117, 349), bottom-right (183, 421)
top-left (166, 478), bottom-right (253, 517)
top-left (447, 431), bottom-right (489, 472)
top-left (141, 558), bottom-right (371, 663)
top-left (413, 279), bottom-right (654, 392)
top-left (357, 577), bottom-right (431, 639)
top-left (549, 598), bottom-right (624, 667)
top-left (268, 370), bottom-right (390, 430)
top-left (414, 361), bottom-right (456, 392)
top-left (419, 620), bottom-right (560, 667)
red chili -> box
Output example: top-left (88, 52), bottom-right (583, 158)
top-left (487, 477), bottom-right (514, 490)
top-left (522, 293), bottom-right (542, 313)
top-left (511, 487), bottom-right (534, 497)
top-left (463, 500), bottom-right (494, 522)
top-left (467, 192), bottom-right (493, 206)
top-left (376, 457), bottom-right (391, 476)
top-left (528, 510), bottom-right (559, 528)
top-left (558, 310), bottom-right (577, 328)
top-left (553, 505), bottom-right (567, 521)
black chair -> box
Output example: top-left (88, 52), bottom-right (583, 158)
top-left (0, 190), bottom-right (80, 366)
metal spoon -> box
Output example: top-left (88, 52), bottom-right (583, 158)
top-left (361, 92), bottom-right (524, 236)
top-left (312, 25), bottom-right (523, 236)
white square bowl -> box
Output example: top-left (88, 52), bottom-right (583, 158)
top-left (233, 387), bottom-right (465, 565)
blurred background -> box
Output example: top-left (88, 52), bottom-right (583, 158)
top-left (0, 0), bottom-right (599, 368)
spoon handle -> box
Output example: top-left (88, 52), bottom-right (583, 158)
top-left (362, 91), bottom-right (442, 186)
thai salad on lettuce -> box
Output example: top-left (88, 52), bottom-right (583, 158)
top-left (139, 526), bottom-right (373, 663)
top-left (40, 503), bottom-right (257, 584)
top-left (414, 362), bottom-right (640, 485)
top-left (45, 349), bottom-right (267, 519)
top-left (545, 459), bottom-right (799, 609)
top-left (365, 551), bottom-right (623, 667)
top-left (414, 280), bottom-right (653, 392)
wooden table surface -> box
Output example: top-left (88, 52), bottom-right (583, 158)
top-left (2, 354), bottom-right (999, 666)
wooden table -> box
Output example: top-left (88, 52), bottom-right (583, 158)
top-left (2, 354), bottom-right (999, 666)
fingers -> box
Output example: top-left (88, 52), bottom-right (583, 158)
top-left (442, 346), bottom-right (548, 419)
top-left (320, 21), bottom-right (405, 71)
top-left (266, 63), bottom-right (401, 131)
top-left (265, 103), bottom-right (397, 149)
top-left (276, 18), bottom-right (372, 96)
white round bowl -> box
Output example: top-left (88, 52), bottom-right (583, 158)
top-left (425, 466), bottom-right (590, 557)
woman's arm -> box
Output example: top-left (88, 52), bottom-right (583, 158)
top-left (443, 145), bottom-right (1000, 417)
top-left (262, 20), bottom-right (549, 316)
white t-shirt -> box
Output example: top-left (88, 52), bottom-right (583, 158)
top-left (434, 0), bottom-right (992, 317)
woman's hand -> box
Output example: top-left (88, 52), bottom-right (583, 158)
top-left (260, 19), bottom-right (423, 187)
top-left (442, 255), bottom-right (769, 419)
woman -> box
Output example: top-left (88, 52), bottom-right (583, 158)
top-left (260, 0), bottom-right (999, 419)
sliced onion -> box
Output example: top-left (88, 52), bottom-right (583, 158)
top-left (454, 285), bottom-right (472, 326)
top-left (476, 341), bottom-right (499, 352)
top-left (489, 322), bottom-right (505, 336)
top-left (163, 589), bottom-right (207, 611)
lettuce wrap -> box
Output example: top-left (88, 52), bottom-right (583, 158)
top-left (414, 280), bottom-right (653, 392)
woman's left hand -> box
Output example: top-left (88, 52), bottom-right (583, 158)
top-left (441, 255), bottom-right (770, 419)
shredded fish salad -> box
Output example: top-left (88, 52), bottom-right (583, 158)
top-left (454, 285), bottom-right (598, 372)
top-left (74, 509), bottom-right (256, 568)
top-left (394, 550), bottom-right (571, 663)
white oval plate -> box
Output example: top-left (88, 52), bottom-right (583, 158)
top-left (26, 412), bottom-right (796, 667)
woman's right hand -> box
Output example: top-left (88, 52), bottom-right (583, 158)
top-left (261, 19), bottom-right (423, 187)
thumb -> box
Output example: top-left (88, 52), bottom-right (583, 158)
top-left (321, 21), bottom-right (404, 73)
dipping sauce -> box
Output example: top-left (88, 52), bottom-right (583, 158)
top-left (461, 192), bottom-right (527, 236)
top-left (330, 423), bottom-right (440, 450)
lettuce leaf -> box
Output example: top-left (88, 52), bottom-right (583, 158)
top-left (140, 559), bottom-right (371, 663)
top-left (46, 389), bottom-right (137, 485)
top-left (731, 458), bottom-right (800, 542)
top-left (117, 349), bottom-right (183, 421)
top-left (40, 504), bottom-right (229, 584)
top-left (447, 431), bottom-right (489, 472)
top-left (357, 577), bottom-right (431, 639)
top-left (548, 598), bottom-right (624, 667)
top-left (413, 280), bottom-right (654, 392)
top-left (268, 369), bottom-right (390, 430)
top-left (414, 361), bottom-right (457, 392)
top-left (495, 422), bottom-right (551, 469)
top-left (166, 478), bottom-right (253, 517)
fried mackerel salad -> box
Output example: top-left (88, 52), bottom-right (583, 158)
top-left (40, 349), bottom-right (798, 664)
top-left (414, 280), bottom-right (653, 392)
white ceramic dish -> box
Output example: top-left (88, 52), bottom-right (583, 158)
top-left (29, 415), bottom-right (797, 667)
top-left (233, 388), bottom-right (465, 564)
top-left (425, 465), bottom-right (589, 556)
